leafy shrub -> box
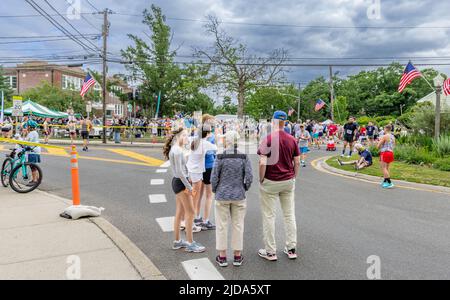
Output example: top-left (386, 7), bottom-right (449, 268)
top-left (395, 144), bottom-right (437, 165)
top-left (433, 158), bottom-right (450, 171)
top-left (356, 116), bottom-right (375, 127)
top-left (433, 135), bottom-right (450, 157)
top-left (398, 134), bottom-right (434, 151)
top-left (368, 145), bottom-right (380, 157)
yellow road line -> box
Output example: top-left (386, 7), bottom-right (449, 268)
top-left (45, 148), bottom-right (69, 157)
top-left (311, 157), bottom-right (450, 196)
top-left (107, 149), bottom-right (164, 167)
top-left (77, 156), bottom-right (155, 167)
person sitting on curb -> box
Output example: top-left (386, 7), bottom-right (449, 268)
top-left (211, 130), bottom-right (253, 268)
top-left (337, 143), bottom-right (373, 171)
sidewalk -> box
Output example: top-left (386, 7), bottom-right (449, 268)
top-left (44, 139), bottom-right (164, 148)
top-left (0, 189), bottom-right (165, 280)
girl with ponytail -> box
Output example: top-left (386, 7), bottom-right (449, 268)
top-left (164, 129), bottom-right (206, 253)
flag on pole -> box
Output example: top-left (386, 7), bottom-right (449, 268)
top-left (315, 99), bottom-right (326, 112)
top-left (443, 78), bottom-right (450, 96)
top-left (288, 107), bottom-right (295, 116)
top-left (80, 73), bottom-right (97, 97)
top-left (398, 62), bottom-right (422, 93)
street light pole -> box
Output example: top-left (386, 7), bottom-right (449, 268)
top-left (434, 74), bottom-right (444, 140)
top-left (435, 85), bottom-right (442, 140)
top-left (329, 65), bottom-right (335, 121)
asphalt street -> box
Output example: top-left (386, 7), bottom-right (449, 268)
top-left (13, 143), bottom-right (450, 280)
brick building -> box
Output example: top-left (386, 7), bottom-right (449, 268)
top-left (4, 61), bottom-right (131, 118)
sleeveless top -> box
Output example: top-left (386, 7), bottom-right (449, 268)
top-left (380, 134), bottom-right (395, 153)
top-left (81, 121), bottom-right (88, 132)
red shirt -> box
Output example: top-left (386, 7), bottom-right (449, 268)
top-left (328, 124), bottom-right (338, 135)
top-left (257, 130), bottom-right (300, 182)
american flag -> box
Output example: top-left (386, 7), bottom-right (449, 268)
top-left (398, 62), bottom-right (421, 93)
top-left (288, 107), bottom-right (295, 116)
top-left (443, 78), bottom-right (450, 96)
top-left (315, 99), bottom-right (326, 112)
top-left (80, 73), bottom-right (97, 97)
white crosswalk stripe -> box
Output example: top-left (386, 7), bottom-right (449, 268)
top-left (151, 179), bottom-right (165, 185)
top-left (149, 194), bottom-right (167, 204)
top-left (156, 169), bottom-right (168, 173)
top-left (181, 258), bottom-right (225, 280)
top-left (160, 161), bottom-right (171, 168)
top-left (156, 217), bottom-right (174, 232)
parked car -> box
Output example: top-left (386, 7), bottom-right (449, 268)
top-left (90, 119), bottom-right (111, 139)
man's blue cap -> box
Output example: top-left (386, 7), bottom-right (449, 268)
top-left (273, 111), bottom-right (287, 121)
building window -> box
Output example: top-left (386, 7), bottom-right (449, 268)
top-left (5, 76), bottom-right (17, 89)
top-left (110, 85), bottom-right (123, 98)
top-left (114, 104), bottom-right (124, 116)
top-left (62, 74), bottom-right (83, 91)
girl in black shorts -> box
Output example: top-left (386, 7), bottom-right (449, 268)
top-left (163, 128), bottom-right (205, 253)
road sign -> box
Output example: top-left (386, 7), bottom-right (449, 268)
top-left (12, 97), bottom-right (23, 117)
top-left (128, 104), bottom-right (132, 111)
top-left (86, 104), bottom-right (92, 113)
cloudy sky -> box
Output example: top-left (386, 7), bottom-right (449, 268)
top-left (1, 0), bottom-right (450, 99)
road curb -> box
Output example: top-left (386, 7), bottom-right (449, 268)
top-left (36, 190), bottom-right (166, 280)
top-left (90, 218), bottom-right (166, 280)
top-left (313, 156), bottom-right (450, 195)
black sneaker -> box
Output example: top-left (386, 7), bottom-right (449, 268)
top-left (216, 256), bottom-right (228, 267)
top-left (283, 248), bottom-right (298, 260)
top-left (233, 256), bottom-right (244, 267)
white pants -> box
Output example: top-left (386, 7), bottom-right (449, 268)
top-left (215, 200), bottom-right (247, 251)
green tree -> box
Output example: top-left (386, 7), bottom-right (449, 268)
top-left (196, 16), bottom-right (288, 118)
top-left (246, 86), bottom-right (298, 120)
top-left (299, 77), bottom-right (330, 121)
top-left (122, 5), bottom-right (210, 117)
top-left (333, 96), bottom-right (349, 124)
top-left (214, 96), bottom-right (238, 115)
top-left (0, 66), bottom-right (13, 108)
top-left (21, 81), bottom-right (86, 115)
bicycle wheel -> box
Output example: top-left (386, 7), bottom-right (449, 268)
top-left (1, 158), bottom-right (12, 188)
top-left (9, 163), bottom-right (43, 194)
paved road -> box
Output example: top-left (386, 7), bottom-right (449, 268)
top-left (9, 143), bottom-right (449, 280)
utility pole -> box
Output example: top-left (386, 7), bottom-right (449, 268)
top-left (329, 65), bottom-right (335, 121)
top-left (102, 9), bottom-right (110, 144)
top-left (435, 85), bottom-right (442, 140)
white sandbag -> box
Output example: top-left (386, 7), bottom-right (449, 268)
top-left (63, 205), bottom-right (105, 220)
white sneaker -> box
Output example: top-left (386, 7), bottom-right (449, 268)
top-left (192, 225), bottom-right (202, 233)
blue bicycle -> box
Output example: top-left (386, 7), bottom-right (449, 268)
top-left (1, 145), bottom-right (43, 193)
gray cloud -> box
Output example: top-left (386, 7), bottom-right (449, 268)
top-left (1, 0), bottom-right (449, 97)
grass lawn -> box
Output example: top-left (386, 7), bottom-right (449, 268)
top-left (326, 156), bottom-right (450, 188)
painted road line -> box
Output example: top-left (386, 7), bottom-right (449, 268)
top-left (156, 217), bottom-right (174, 232)
top-left (151, 179), bottom-right (165, 185)
top-left (311, 157), bottom-right (450, 196)
top-left (160, 161), bottom-right (171, 168)
top-left (149, 194), bottom-right (167, 204)
top-left (77, 156), bottom-right (154, 167)
top-left (45, 147), bottom-right (69, 157)
top-left (0, 145), bottom-right (4, 151)
top-left (107, 149), bottom-right (164, 167)
top-left (181, 258), bottom-right (225, 280)
top-left (156, 169), bottom-right (168, 173)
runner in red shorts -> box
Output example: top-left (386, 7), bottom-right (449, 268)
top-left (378, 125), bottom-right (396, 189)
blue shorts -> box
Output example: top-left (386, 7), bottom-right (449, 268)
top-left (300, 147), bottom-right (309, 154)
top-left (28, 154), bottom-right (41, 164)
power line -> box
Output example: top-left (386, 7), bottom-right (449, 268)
top-left (111, 13), bottom-right (450, 30)
top-left (43, 0), bottom-right (101, 52)
top-left (25, 0), bottom-right (98, 53)
top-left (0, 34), bottom-right (99, 39)
top-left (0, 37), bottom-right (81, 45)
top-left (85, 0), bottom-right (100, 13)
